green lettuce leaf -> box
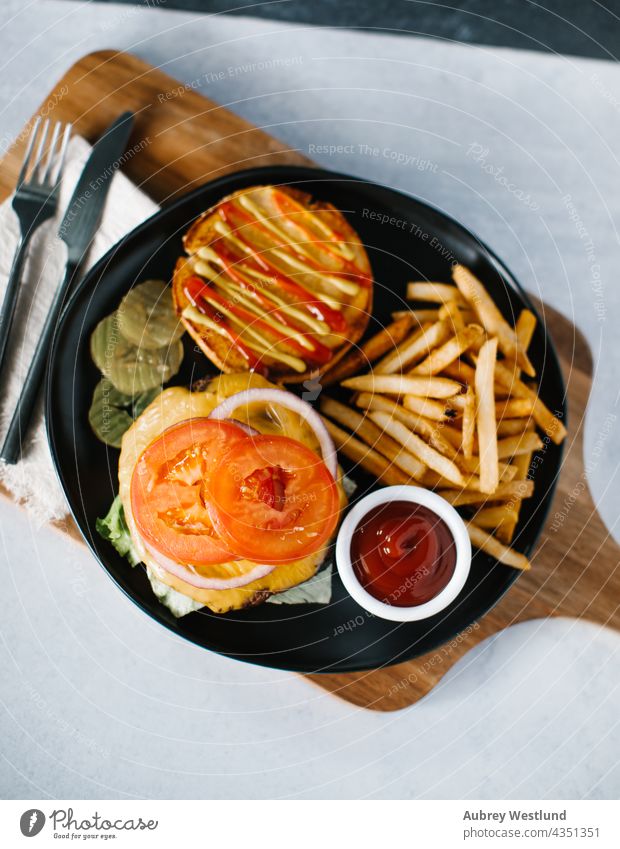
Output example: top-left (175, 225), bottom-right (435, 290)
top-left (96, 497), bottom-right (202, 618)
top-left (145, 567), bottom-right (204, 618)
top-left (266, 562), bottom-right (333, 605)
top-left (96, 497), bottom-right (334, 616)
top-left (95, 495), bottom-right (141, 567)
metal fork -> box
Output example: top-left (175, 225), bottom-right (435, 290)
top-left (0, 118), bottom-right (71, 376)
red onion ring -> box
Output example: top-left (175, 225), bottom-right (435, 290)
top-left (209, 388), bottom-right (338, 479)
top-left (225, 418), bottom-right (259, 437)
top-left (144, 542), bottom-right (275, 590)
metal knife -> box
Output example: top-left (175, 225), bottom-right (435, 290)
top-left (1, 111), bottom-right (135, 464)
top-left (60, 110), bottom-right (135, 285)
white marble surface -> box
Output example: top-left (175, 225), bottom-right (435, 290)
top-left (1, 0), bottom-right (620, 799)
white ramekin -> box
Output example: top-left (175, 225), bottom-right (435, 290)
top-left (335, 485), bottom-right (472, 622)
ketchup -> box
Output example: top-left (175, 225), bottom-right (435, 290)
top-left (350, 501), bottom-right (456, 607)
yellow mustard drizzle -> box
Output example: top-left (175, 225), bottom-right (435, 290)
top-left (268, 248), bottom-right (360, 296)
top-left (182, 305), bottom-right (307, 372)
top-left (185, 187), bottom-right (367, 372)
top-left (259, 187), bottom-right (357, 262)
top-left (209, 222), bottom-right (344, 310)
top-left (194, 247), bottom-right (330, 333)
top-left (193, 259), bottom-right (316, 352)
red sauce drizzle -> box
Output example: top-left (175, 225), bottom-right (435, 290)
top-left (201, 245), bottom-right (333, 366)
top-left (268, 188), bottom-right (371, 282)
top-left (350, 501), bottom-right (457, 607)
top-left (185, 189), bottom-right (371, 372)
top-left (218, 199), bottom-right (362, 330)
top-left (183, 276), bottom-right (267, 374)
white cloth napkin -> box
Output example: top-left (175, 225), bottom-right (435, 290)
top-left (0, 136), bottom-right (158, 524)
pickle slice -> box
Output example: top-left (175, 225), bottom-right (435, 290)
top-left (91, 313), bottom-right (184, 394)
top-left (117, 279), bottom-right (184, 350)
top-left (132, 386), bottom-right (161, 418)
top-left (88, 379), bottom-right (160, 448)
top-left (88, 380), bottom-right (132, 448)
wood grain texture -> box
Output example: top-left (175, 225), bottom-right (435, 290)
top-left (1, 51), bottom-right (615, 711)
top-left (0, 49), bottom-right (312, 204)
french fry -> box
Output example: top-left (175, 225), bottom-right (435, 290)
top-left (462, 386), bottom-right (476, 459)
top-left (441, 424), bottom-right (479, 454)
top-left (496, 431), bottom-right (543, 459)
top-left (320, 397), bottom-right (426, 479)
top-left (493, 360), bottom-right (567, 444)
top-left (505, 309), bottom-right (538, 378)
top-left (516, 309), bottom-right (537, 353)
top-left (496, 450), bottom-right (532, 544)
top-left (441, 305), bottom-right (477, 326)
top-left (475, 337), bottom-right (499, 494)
top-left (500, 464), bottom-right (518, 482)
top-left (406, 281), bottom-right (465, 305)
top-left (322, 314), bottom-right (416, 386)
top-left (496, 418), bottom-right (533, 437)
top-left (375, 320), bottom-right (450, 374)
top-left (473, 504), bottom-right (519, 530)
top-left (342, 374), bottom-right (462, 398)
top-left (442, 359), bottom-right (477, 386)
top-left (438, 299), bottom-right (465, 329)
top-left (369, 410), bottom-right (464, 486)
top-left (322, 418), bottom-right (410, 486)
top-left (466, 521), bottom-right (531, 570)
top-left (437, 480), bottom-right (534, 506)
top-left (494, 389), bottom-right (512, 401)
top-left (422, 469), bottom-right (481, 490)
top-left (403, 394), bottom-right (456, 421)
top-left (457, 456), bottom-right (517, 481)
top-left (495, 398), bottom-right (535, 419)
top-left (453, 264), bottom-right (536, 377)
top-left (423, 464), bottom-right (514, 490)
top-left (445, 393), bottom-right (466, 411)
top-left (335, 264), bottom-right (564, 576)
top-left (354, 393), bottom-right (455, 456)
top-left (412, 324), bottom-right (485, 376)
top-left (392, 308), bottom-right (440, 323)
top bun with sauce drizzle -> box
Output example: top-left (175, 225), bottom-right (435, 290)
top-left (172, 185), bottom-right (373, 383)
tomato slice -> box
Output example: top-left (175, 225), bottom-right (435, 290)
top-left (131, 418), bottom-right (248, 565)
top-left (207, 435), bottom-right (339, 563)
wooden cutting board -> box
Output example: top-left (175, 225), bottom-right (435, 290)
top-left (1, 50), bottom-right (617, 711)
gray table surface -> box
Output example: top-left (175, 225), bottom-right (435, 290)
top-left (1, 0), bottom-right (620, 799)
top-left (96, 0), bottom-right (620, 62)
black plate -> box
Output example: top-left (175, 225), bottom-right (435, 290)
top-left (47, 166), bottom-right (566, 673)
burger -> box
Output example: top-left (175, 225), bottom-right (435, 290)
top-left (172, 184), bottom-right (373, 383)
top-left (105, 373), bottom-right (346, 615)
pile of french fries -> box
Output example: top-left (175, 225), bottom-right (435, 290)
top-left (321, 264), bottom-right (567, 572)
